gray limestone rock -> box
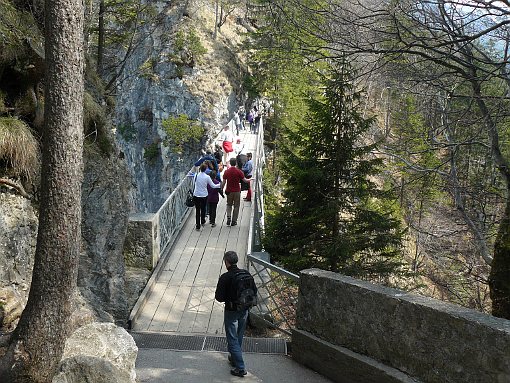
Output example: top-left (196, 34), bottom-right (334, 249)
top-left (0, 192), bottom-right (37, 331)
top-left (52, 322), bottom-right (138, 383)
top-left (78, 147), bottom-right (132, 324)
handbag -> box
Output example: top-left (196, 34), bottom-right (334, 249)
top-left (185, 190), bottom-right (194, 207)
top-left (185, 174), bottom-right (197, 207)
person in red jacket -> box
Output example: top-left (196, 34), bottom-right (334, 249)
top-left (221, 158), bottom-right (249, 226)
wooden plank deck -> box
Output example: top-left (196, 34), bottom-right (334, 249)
top-left (133, 131), bottom-right (256, 335)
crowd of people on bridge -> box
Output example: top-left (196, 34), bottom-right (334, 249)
top-left (176, 104), bottom-right (267, 378)
top-left (189, 108), bottom-right (259, 231)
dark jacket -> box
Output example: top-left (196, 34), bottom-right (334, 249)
top-left (215, 264), bottom-right (242, 311)
top-left (194, 154), bottom-right (217, 170)
top-left (207, 178), bottom-right (222, 203)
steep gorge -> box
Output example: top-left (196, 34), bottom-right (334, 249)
top-left (0, 0), bottom-right (250, 333)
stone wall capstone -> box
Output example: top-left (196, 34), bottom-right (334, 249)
top-left (294, 269), bottom-right (510, 383)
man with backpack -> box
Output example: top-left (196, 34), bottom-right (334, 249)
top-left (215, 251), bottom-right (257, 377)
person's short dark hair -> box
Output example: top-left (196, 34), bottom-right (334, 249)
top-left (224, 251), bottom-right (238, 265)
top-left (229, 158), bottom-right (237, 166)
top-left (200, 163), bottom-right (208, 172)
top-left (210, 170), bottom-right (217, 180)
top-left (247, 152), bottom-right (252, 158)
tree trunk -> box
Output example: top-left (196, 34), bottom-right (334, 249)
top-left (0, 0), bottom-right (84, 379)
top-left (490, 196), bottom-right (510, 318)
top-left (97, 0), bottom-right (105, 73)
top-left (214, 0), bottom-right (219, 39)
top-left (471, 78), bottom-right (510, 318)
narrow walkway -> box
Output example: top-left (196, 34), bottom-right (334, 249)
top-left (132, 131), bottom-right (256, 335)
top-left (133, 129), bottom-right (333, 382)
top-left (136, 348), bottom-right (333, 382)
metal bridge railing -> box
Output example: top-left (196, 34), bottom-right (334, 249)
top-left (155, 169), bottom-right (194, 256)
top-left (248, 253), bottom-right (299, 335)
top-left (246, 118), bottom-right (300, 336)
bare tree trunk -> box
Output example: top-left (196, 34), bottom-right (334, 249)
top-left (471, 80), bottom-right (510, 318)
top-left (97, 0), bottom-right (105, 73)
top-left (213, 0), bottom-right (219, 39)
top-left (0, 0), bottom-right (84, 379)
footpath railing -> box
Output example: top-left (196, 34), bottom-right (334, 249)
top-left (246, 118), bottom-right (300, 336)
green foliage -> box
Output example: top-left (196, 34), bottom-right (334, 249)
top-left (172, 28), bottom-right (207, 67)
top-left (242, 75), bottom-right (260, 99)
top-left (143, 142), bottom-right (160, 164)
top-left (247, 0), bottom-right (329, 168)
top-left (264, 65), bottom-right (406, 279)
top-left (139, 57), bottom-right (159, 82)
top-left (162, 114), bottom-right (204, 154)
top-left (0, 117), bottom-right (40, 181)
top-left (117, 124), bottom-right (136, 141)
top-left (99, 0), bottom-right (156, 46)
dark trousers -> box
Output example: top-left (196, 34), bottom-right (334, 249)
top-left (194, 196), bottom-right (207, 229)
top-left (208, 202), bottom-right (218, 224)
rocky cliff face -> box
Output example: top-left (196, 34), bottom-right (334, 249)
top-left (0, 0), bottom-right (249, 331)
top-left (78, 146), bottom-right (132, 323)
top-left (0, 192), bottom-right (37, 332)
top-left (115, 0), bottom-right (248, 213)
top-left (0, 146), bottom-right (132, 331)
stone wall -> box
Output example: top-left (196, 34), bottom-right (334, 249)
top-left (293, 269), bottom-right (510, 383)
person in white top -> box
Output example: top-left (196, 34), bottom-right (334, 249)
top-left (193, 162), bottom-right (221, 231)
top-left (233, 111), bottom-right (241, 134)
top-left (234, 137), bottom-right (245, 156)
top-left (219, 125), bottom-right (235, 166)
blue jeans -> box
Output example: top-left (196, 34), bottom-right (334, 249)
top-left (224, 309), bottom-right (248, 370)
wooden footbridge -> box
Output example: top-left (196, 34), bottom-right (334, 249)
top-left (130, 131), bottom-right (256, 335)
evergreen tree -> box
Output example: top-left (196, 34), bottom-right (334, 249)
top-left (265, 63), bottom-right (405, 279)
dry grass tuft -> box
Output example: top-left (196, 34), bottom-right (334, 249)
top-left (0, 117), bottom-right (40, 182)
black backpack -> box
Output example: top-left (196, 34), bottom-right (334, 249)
top-left (231, 270), bottom-right (257, 311)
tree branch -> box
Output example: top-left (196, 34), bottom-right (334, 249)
top-left (0, 179), bottom-right (30, 199)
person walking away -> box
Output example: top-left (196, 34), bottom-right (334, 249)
top-left (215, 251), bottom-right (257, 377)
top-left (238, 107), bottom-right (246, 131)
top-left (193, 163), bottom-right (221, 231)
top-left (221, 158), bottom-right (249, 226)
top-left (247, 109), bottom-right (254, 133)
top-left (207, 170), bottom-right (223, 227)
top-left (253, 112), bottom-right (261, 134)
top-left (234, 111), bottom-right (241, 135)
top-left (219, 125), bottom-right (235, 166)
top-left (242, 152), bottom-right (253, 202)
